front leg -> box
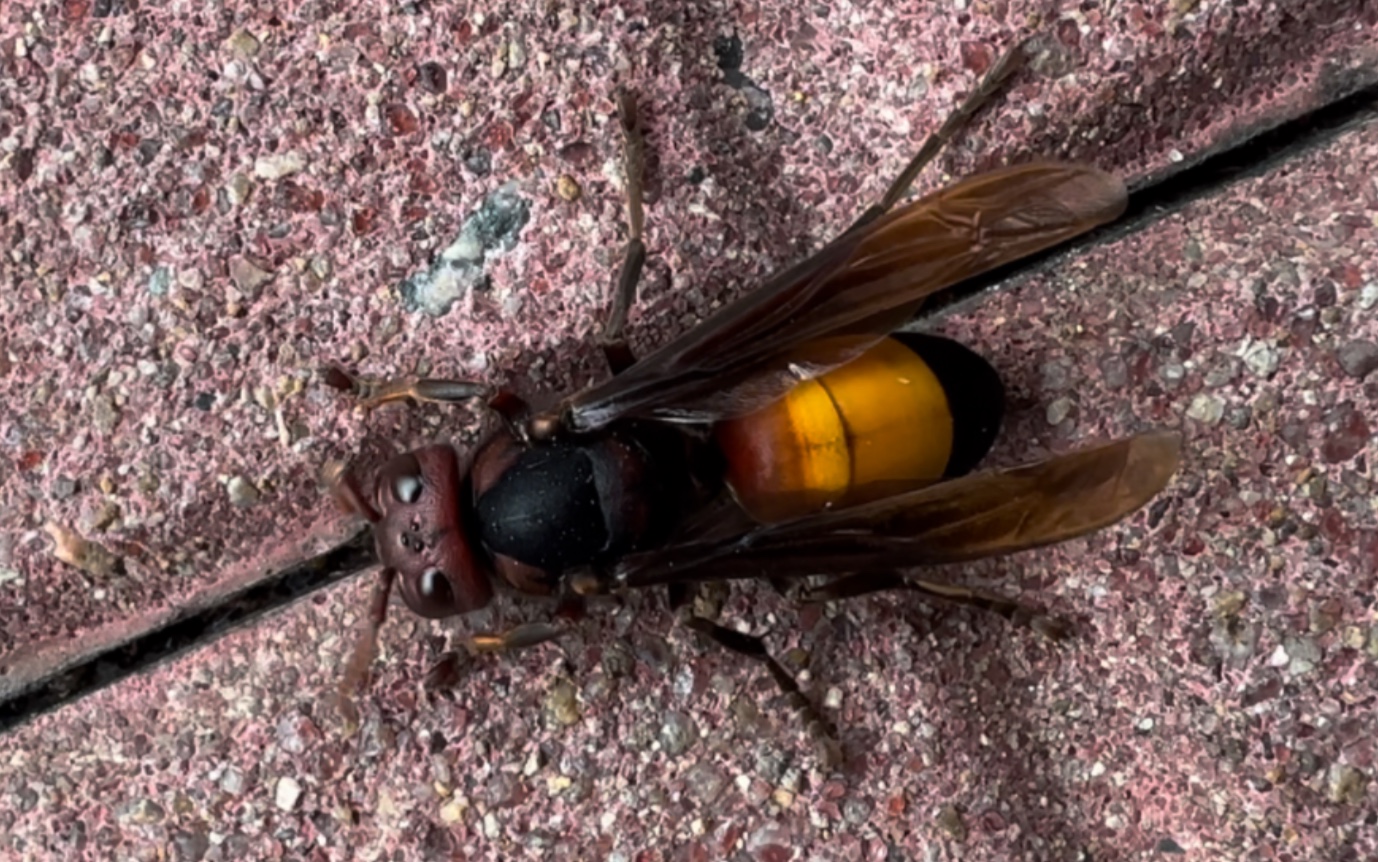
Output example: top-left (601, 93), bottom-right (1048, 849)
top-left (334, 566), bottom-right (398, 728)
top-left (324, 365), bottom-right (493, 410)
top-left (324, 366), bottom-right (536, 443)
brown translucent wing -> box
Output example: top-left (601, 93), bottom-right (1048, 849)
top-left (609, 431), bottom-right (1182, 587)
top-left (559, 162), bottom-right (1128, 432)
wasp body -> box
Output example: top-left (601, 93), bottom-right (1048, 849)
top-left (327, 40), bottom-right (1181, 756)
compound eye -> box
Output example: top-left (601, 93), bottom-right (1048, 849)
top-left (393, 474), bottom-right (423, 504)
top-left (419, 568), bottom-right (453, 605)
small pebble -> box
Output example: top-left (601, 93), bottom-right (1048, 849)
top-left (556, 174), bottom-right (581, 201)
top-left (85, 500), bottom-right (121, 532)
top-left (1283, 636), bottom-right (1321, 676)
top-left (685, 761), bottom-right (726, 803)
top-left (254, 151), bottom-right (305, 179)
top-left (418, 61), bottom-right (448, 94)
top-left (172, 828), bottom-right (211, 861)
top-left (274, 776), bottom-right (303, 811)
top-left (219, 767), bottom-right (246, 795)
top-left (1046, 396), bottom-right (1073, 425)
top-left (229, 256), bottom-right (274, 293)
top-left (1187, 394), bottom-right (1224, 425)
top-left (546, 775), bottom-right (572, 795)
top-left (125, 798), bottom-right (165, 825)
top-left (1326, 764), bottom-right (1367, 805)
top-left (226, 29), bottom-right (259, 58)
top-left (660, 710), bottom-right (699, 756)
top-left (1340, 625), bottom-right (1366, 650)
top-left (1336, 340), bottom-right (1378, 380)
top-left (545, 679), bottom-right (580, 726)
top-left (935, 804), bottom-right (967, 841)
top-left (45, 523), bottom-right (122, 578)
top-left (383, 103), bottom-right (419, 135)
top-left (1203, 354), bottom-right (1240, 387)
top-left (1213, 591), bottom-right (1247, 617)
top-left (1320, 406), bottom-right (1370, 464)
top-left (225, 475), bottom-right (261, 507)
top-left (522, 749), bottom-right (544, 776)
top-left (147, 266), bottom-right (172, 296)
top-left (226, 173), bottom-right (253, 205)
top-left (91, 392), bottom-right (120, 432)
top-left (1041, 360), bottom-right (1074, 392)
top-left (309, 254), bottom-right (332, 281)
top-left (1241, 340), bottom-right (1281, 378)
top-left (439, 797), bottom-right (467, 824)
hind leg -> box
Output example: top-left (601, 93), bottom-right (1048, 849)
top-left (801, 571), bottom-right (1071, 640)
top-left (600, 88), bottom-right (649, 375)
top-left (681, 612), bottom-right (842, 768)
top-left (844, 37), bottom-right (1031, 235)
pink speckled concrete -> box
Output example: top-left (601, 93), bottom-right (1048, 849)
top-left (2, 1), bottom-right (1376, 860)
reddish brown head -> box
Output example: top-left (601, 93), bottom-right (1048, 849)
top-left (333, 444), bottom-right (494, 618)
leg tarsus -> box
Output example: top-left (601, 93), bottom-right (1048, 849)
top-left (683, 614), bottom-right (842, 769)
top-left (335, 567), bottom-right (398, 728)
top-left (600, 88), bottom-right (648, 373)
top-left (844, 37), bottom-right (1031, 235)
top-left (802, 572), bottom-right (1071, 641)
top-left (907, 578), bottom-right (1072, 641)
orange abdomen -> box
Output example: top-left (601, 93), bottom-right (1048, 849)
top-left (714, 333), bottom-right (1003, 523)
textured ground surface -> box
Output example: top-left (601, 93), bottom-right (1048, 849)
top-left (2, 1), bottom-right (1377, 860)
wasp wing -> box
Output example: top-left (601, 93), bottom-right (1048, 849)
top-left (559, 162), bottom-right (1127, 432)
top-left (608, 431), bottom-right (1181, 587)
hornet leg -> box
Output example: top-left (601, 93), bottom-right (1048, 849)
top-left (682, 613), bottom-right (843, 769)
top-left (800, 571), bottom-right (1071, 641)
top-left (600, 88), bottom-right (649, 375)
top-left (323, 367), bottom-right (534, 441)
top-left (845, 38), bottom-right (1031, 235)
